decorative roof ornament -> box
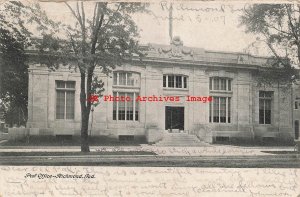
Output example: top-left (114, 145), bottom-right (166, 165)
top-left (157, 36), bottom-right (193, 58)
top-left (171, 36), bottom-right (183, 46)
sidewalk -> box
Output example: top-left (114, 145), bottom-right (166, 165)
top-left (0, 144), bottom-right (296, 156)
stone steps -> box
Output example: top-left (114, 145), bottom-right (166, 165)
top-left (155, 132), bottom-right (208, 147)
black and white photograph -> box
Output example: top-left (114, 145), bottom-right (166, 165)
top-left (0, 0), bottom-right (300, 196)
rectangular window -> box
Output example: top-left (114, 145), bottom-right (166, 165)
top-left (209, 96), bottom-right (231, 123)
top-left (118, 92), bottom-right (126, 120)
top-left (163, 75), bottom-right (166, 87)
top-left (126, 93), bottom-right (134, 120)
top-left (228, 80), bottom-right (231, 91)
top-left (209, 77), bottom-right (232, 92)
top-left (220, 97), bottom-right (226, 122)
top-left (56, 81), bottom-right (75, 120)
top-left (213, 78), bottom-right (219, 90)
top-left (112, 92), bottom-right (139, 121)
top-left (228, 97), bottom-right (231, 123)
top-left (220, 78), bottom-right (226, 90)
top-left (135, 93), bottom-right (139, 121)
top-left (168, 75), bottom-right (174, 88)
top-left (175, 76), bottom-right (182, 88)
top-left (127, 73), bottom-right (134, 86)
top-left (259, 91), bottom-right (273, 124)
top-left (113, 92), bottom-right (117, 120)
top-left (113, 73), bottom-right (118, 85)
top-left (213, 97), bottom-right (219, 122)
top-left (295, 101), bottom-right (299, 109)
top-left (119, 73), bottom-right (126, 86)
top-left (113, 72), bottom-right (140, 87)
top-left (163, 75), bottom-right (187, 89)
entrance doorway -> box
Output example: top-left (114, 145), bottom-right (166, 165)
top-left (295, 120), bottom-right (299, 139)
top-left (165, 106), bottom-right (184, 131)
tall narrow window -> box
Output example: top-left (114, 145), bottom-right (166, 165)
top-left (183, 77), bottom-right (187, 88)
top-left (175, 76), bottom-right (182, 88)
top-left (56, 81), bottom-right (75, 119)
top-left (213, 78), bottom-right (220, 90)
top-left (228, 80), bottom-right (231, 91)
top-left (112, 92), bottom-right (139, 121)
top-left (228, 97), bottom-right (231, 123)
top-left (220, 78), bottom-right (226, 90)
top-left (209, 77), bottom-right (232, 123)
top-left (119, 73), bottom-right (126, 86)
top-left (259, 91), bottom-right (273, 124)
top-left (135, 93), bottom-right (139, 121)
top-left (113, 92), bottom-right (117, 120)
top-left (209, 97), bottom-right (231, 123)
top-left (118, 92), bottom-right (126, 120)
top-left (168, 75), bottom-right (174, 88)
top-left (220, 97), bottom-right (226, 122)
top-left (126, 93), bottom-right (134, 120)
top-left (213, 97), bottom-right (220, 122)
top-left (163, 75), bottom-right (166, 87)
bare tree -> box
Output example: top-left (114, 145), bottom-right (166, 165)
top-left (30, 2), bottom-right (148, 152)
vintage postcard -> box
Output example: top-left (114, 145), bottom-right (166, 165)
top-left (0, 0), bottom-right (300, 196)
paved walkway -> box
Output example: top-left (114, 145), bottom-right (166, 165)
top-left (0, 144), bottom-right (296, 156)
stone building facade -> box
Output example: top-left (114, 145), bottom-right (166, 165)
top-left (26, 37), bottom-right (294, 143)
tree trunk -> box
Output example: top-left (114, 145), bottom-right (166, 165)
top-left (79, 72), bottom-right (90, 152)
top-left (80, 109), bottom-right (90, 152)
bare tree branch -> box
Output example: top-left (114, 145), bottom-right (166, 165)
top-left (92, 3), bottom-right (98, 29)
top-left (64, 2), bottom-right (80, 24)
top-left (285, 4), bottom-right (299, 43)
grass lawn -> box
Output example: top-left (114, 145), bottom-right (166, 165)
top-left (1, 136), bottom-right (146, 147)
top-left (0, 151), bottom-right (156, 156)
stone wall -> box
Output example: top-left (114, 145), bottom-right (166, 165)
top-left (26, 61), bottom-right (294, 143)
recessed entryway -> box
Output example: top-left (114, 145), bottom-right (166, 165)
top-left (165, 106), bottom-right (184, 131)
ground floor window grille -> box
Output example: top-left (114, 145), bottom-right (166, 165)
top-left (113, 92), bottom-right (139, 121)
top-left (209, 97), bottom-right (231, 123)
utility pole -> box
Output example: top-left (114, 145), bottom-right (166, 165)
top-left (169, 2), bottom-right (173, 43)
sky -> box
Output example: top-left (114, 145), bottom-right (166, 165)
top-left (38, 1), bottom-right (269, 56)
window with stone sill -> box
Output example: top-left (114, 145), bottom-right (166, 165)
top-left (163, 75), bottom-right (188, 89)
top-left (55, 81), bottom-right (75, 120)
top-left (259, 91), bottom-right (273, 124)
